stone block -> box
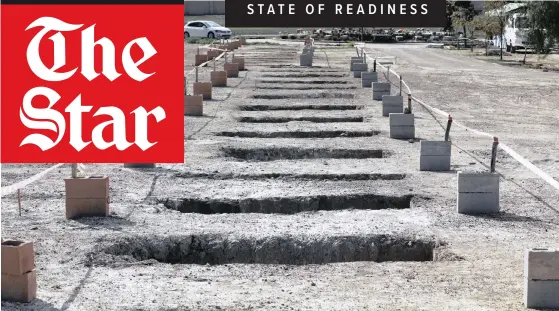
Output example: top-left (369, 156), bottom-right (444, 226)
top-left (525, 279), bottom-right (559, 309)
top-left (185, 95), bottom-right (203, 116)
top-left (420, 141), bottom-right (452, 171)
top-left (372, 82), bottom-right (390, 92)
top-left (232, 57), bottom-right (245, 71)
top-left (65, 176), bottom-right (110, 219)
top-left (361, 71), bottom-right (378, 87)
top-left (382, 103), bottom-right (403, 117)
top-left (457, 171), bottom-right (500, 214)
top-left (193, 82), bottom-right (212, 100)
top-left (194, 54), bottom-right (208, 66)
top-left (300, 54), bottom-right (313, 67)
top-left (373, 91), bottom-right (390, 101)
top-left (1, 240), bottom-right (34, 276)
top-left (350, 57), bottom-right (364, 71)
top-left (1, 270), bottom-right (36, 303)
top-left (457, 172), bottom-right (500, 193)
top-left (352, 63), bottom-right (368, 78)
top-left (224, 63), bottom-right (239, 77)
top-left (211, 71), bottom-right (227, 87)
top-left (389, 113), bottom-right (415, 139)
top-left (382, 95), bottom-right (403, 117)
top-left (207, 50), bottom-right (219, 59)
top-left (457, 193), bottom-right (500, 214)
top-left (525, 248), bottom-right (559, 281)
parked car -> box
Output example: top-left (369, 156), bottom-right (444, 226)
top-left (184, 21), bottom-right (232, 39)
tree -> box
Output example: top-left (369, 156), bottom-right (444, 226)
top-left (484, 1), bottom-right (509, 60)
top-left (452, 1), bottom-right (476, 35)
top-left (525, 2), bottom-right (559, 55)
top-left (472, 14), bottom-right (501, 56)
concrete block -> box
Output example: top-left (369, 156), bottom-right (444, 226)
top-left (211, 71), bottom-right (227, 87)
top-left (185, 95), bottom-right (203, 116)
top-left (382, 102), bottom-right (403, 117)
top-left (194, 54), bottom-right (208, 66)
top-left (361, 71), bottom-right (378, 87)
top-left (420, 155), bottom-right (451, 171)
top-left (1, 270), bottom-right (36, 303)
top-left (389, 113), bottom-right (415, 139)
top-left (372, 82), bottom-right (390, 92)
top-left (420, 141), bottom-right (451, 171)
top-left (373, 91), bottom-right (390, 101)
top-left (300, 54), bottom-right (313, 67)
top-left (224, 63), bottom-right (239, 77)
top-left (193, 82), bottom-right (212, 100)
top-left (389, 113), bottom-right (414, 126)
top-left (382, 95), bottom-right (403, 105)
top-left (457, 192), bottom-right (499, 214)
top-left (382, 95), bottom-right (403, 117)
top-left (525, 249), bottom-right (559, 281)
top-left (457, 171), bottom-right (500, 193)
top-left (352, 63), bottom-right (368, 78)
top-left (232, 57), bottom-right (245, 71)
top-left (65, 176), bottom-right (109, 199)
top-left (1, 240), bottom-right (34, 276)
top-left (525, 279), bottom-right (559, 309)
top-left (207, 50), bottom-right (219, 59)
top-left (350, 57), bottom-right (364, 71)
top-left (65, 176), bottom-right (110, 219)
top-left (389, 125), bottom-right (415, 139)
top-left (420, 141), bottom-right (451, 156)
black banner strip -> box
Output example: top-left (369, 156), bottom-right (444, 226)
top-left (1, 0), bottom-right (183, 4)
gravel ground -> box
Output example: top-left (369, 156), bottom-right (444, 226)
top-left (2, 41), bottom-right (559, 311)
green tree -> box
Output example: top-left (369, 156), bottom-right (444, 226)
top-left (472, 14), bottom-right (501, 56)
top-left (484, 0), bottom-right (509, 60)
top-left (525, 2), bottom-right (559, 55)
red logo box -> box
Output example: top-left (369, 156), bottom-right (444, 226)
top-left (0, 0), bottom-right (184, 163)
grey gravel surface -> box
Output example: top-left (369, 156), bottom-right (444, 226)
top-left (1, 41), bottom-right (558, 311)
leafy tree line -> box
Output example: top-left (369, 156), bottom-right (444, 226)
top-left (445, 1), bottom-right (559, 58)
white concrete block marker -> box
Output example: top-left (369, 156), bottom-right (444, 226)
top-left (382, 95), bottom-right (403, 117)
top-left (457, 171), bottom-right (500, 214)
top-left (361, 71), bottom-right (378, 88)
top-left (457, 137), bottom-right (501, 214)
top-left (352, 63), bottom-right (368, 78)
top-left (300, 53), bottom-right (313, 67)
top-left (372, 82), bottom-right (390, 101)
top-left (389, 113), bottom-right (415, 139)
top-left (525, 248), bottom-right (559, 309)
top-left (350, 57), bottom-right (363, 71)
top-left (420, 115), bottom-right (453, 171)
top-left (420, 141), bottom-right (451, 171)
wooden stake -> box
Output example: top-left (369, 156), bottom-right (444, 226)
top-left (18, 189), bottom-right (21, 216)
top-left (445, 115), bottom-right (453, 141)
top-left (490, 137), bottom-right (499, 173)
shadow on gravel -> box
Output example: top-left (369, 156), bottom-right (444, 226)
top-left (72, 215), bottom-right (136, 232)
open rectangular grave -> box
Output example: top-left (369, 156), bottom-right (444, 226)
top-left (98, 234), bottom-right (441, 265)
top-left (261, 74), bottom-right (346, 78)
top-left (221, 146), bottom-right (385, 161)
top-left (238, 116), bottom-right (364, 123)
top-left (251, 93), bottom-right (354, 99)
top-left (255, 85), bottom-right (357, 90)
top-left (238, 104), bottom-right (361, 111)
top-left (255, 80), bottom-right (351, 84)
top-left (160, 193), bottom-right (414, 214)
top-left (215, 130), bottom-right (378, 138)
top-left (175, 172), bottom-right (406, 181)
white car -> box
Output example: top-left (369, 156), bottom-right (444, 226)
top-left (184, 21), bottom-right (232, 39)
